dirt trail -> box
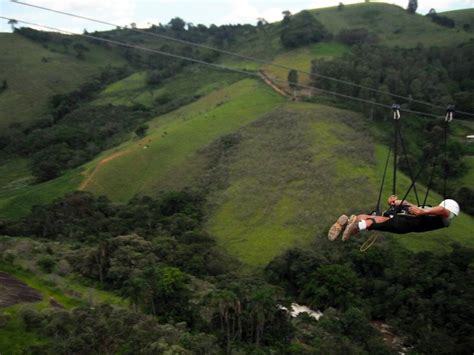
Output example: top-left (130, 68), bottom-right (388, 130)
top-left (0, 272), bottom-right (42, 307)
top-left (258, 70), bottom-right (292, 98)
top-left (79, 150), bottom-right (130, 191)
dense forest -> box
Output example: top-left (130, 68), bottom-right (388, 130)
top-left (1, 191), bottom-right (473, 353)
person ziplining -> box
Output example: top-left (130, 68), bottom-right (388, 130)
top-left (328, 104), bottom-right (461, 245)
top-left (328, 195), bottom-right (460, 241)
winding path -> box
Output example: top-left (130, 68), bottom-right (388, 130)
top-left (79, 150), bottom-right (130, 191)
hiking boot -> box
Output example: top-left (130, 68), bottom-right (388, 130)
top-left (328, 214), bottom-right (349, 241)
top-left (342, 218), bottom-right (359, 241)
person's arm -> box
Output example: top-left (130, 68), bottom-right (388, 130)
top-left (407, 205), bottom-right (450, 218)
top-left (393, 199), bottom-right (415, 207)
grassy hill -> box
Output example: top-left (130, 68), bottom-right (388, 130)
top-left (0, 33), bottom-right (125, 128)
top-left (0, 66), bottom-right (246, 219)
top-left (3, 76), bottom-right (471, 266)
top-left (251, 3), bottom-right (474, 91)
top-left (1, 73), bottom-right (473, 267)
top-left (82, 78), bottom-right (284, 201)
top-left (311, 3), bottom-right (472, 47)
top-left (440, 8), bottom-right (474, 32)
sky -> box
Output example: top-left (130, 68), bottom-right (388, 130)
top-left (1, 0), bottom-right (473, 33)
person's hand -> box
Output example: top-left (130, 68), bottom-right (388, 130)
top-left (408, 206), bottom-right (425, 216)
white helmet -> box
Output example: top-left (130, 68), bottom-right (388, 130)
top-left (439, 199), bottom-right (460, 216)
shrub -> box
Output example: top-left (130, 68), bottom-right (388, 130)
top-left (280, 11), bottom-right (328, 48)
top-left (336, 28), bottom-right (377, 45)
top-left (37, 256), bottom-right (56, 273)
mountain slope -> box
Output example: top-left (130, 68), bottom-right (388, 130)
top-left (82, 78), bottom-right (284, 201)
top-left (247, 3), bottom-right (474, 92)
top-left (440, 8), bottom-right (474, 32)
top-left (311, 3), bottom-right (472, 47)
top-left (0, 4), bottom-right (473, 267)
top-left (0, 33), bottom-right (125, 128)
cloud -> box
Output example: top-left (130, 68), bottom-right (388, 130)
top-left (4, 0), bottom-right (473, 34)
top-left (223, 0), bottom-right (259, 24)
top-left (13, 0), bottom-right (137, 27)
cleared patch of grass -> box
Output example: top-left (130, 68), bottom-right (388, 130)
top-left (206, 103), bottom-right (376, 267)
top-left (93, 66), bottom-right (244, 108)
top-left (82, 79), bottom-right (284, 201)
top-left (262, 42), bottom-right (349, 89)
top-left (206, 103), bottom-right (473, 267)
top-left (0, 263), bottom-right (81, 310)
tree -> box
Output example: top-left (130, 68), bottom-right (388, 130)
top-left (135, 124), bottom-right (148, 138)
top-left (282, 11), bottom-right (291, 25)
top-left (37, 256), bottom-right (56, 273)
top-left (407, 0), bottom-right (418, 14)
top-left (288, 70), bottom-right (298, 91)
top-left (204, 289), bottom-right (241, 353)
top-left (168, 17), bottom-right (186, 32)
top-left (146, 70), bottom-right (163, 86)
top-left (257, 18), bottom-right (268, 30)
top-left (32, 161), bottom-right (61, 182)
top-left (73, 43), bottom-right (89, 60)
top-left (337, 28), bottom-right (376, 45)
top-left (8, 19), bottom-right (18, 31)
top-left (338, 2), bottom-right (345, 11)
top-left (301, 264), bottom-right (361, 310)
top-left (122, 275), bottom-right (147, 311)
top-left (280, 11), bottom-right (327, 48)
top-left (0, 80), bottom-right (7, 94)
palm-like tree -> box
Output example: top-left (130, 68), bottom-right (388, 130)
top-left (122, 276), bottom-right (146, 311)
top-left (204, 289), bottom-right (241, 354)
top-left (8, 19), bottom-right (18, 31)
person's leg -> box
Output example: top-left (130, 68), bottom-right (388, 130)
top-left (355, 214), bottom-right (389, 224)
top-left (342, 215), bottom-right (390, 241)
top-left (328, 214), bottom-right (349, 241)
top-left (369, 215), bottom-right (414, 234)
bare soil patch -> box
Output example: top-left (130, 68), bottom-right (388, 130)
top-left (0, 272), bottom-right (42, 307)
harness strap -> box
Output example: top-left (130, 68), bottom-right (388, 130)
top-left (375, 145), bottom-right (392, 215)
top-left (443, 105), bottom-right (454, 199)
top-left (392, 104), bottom-right (400, 195)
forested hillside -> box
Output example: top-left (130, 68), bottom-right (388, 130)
top-left (0, 2), bottom-right (473, 353)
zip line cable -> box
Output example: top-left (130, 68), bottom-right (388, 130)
top-left (0, 16), bottom-right (448, 120)
top-left (10, 0), bottom-right (474, 118)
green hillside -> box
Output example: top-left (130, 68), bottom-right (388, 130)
top-left (0, 2), bottom-right (472, 266)
top-left (256, 3), bottom-right (473, 90)
top-left (1, 5), bottom-right (473, 353)
top-left (0, 66), bottom-right (245, 219)
top-left (311, 3), bottom-right (472, 46)
top-left (440, 8), bottom-right (474, 32)
top-left (0, 33), bottom-right (125, 128)
top-left (93, 65), bottom-right (243, 108)
top-left (82, 79), bottom-right (284, 201)
top-left (0, 68), bottom-right (472, 266)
